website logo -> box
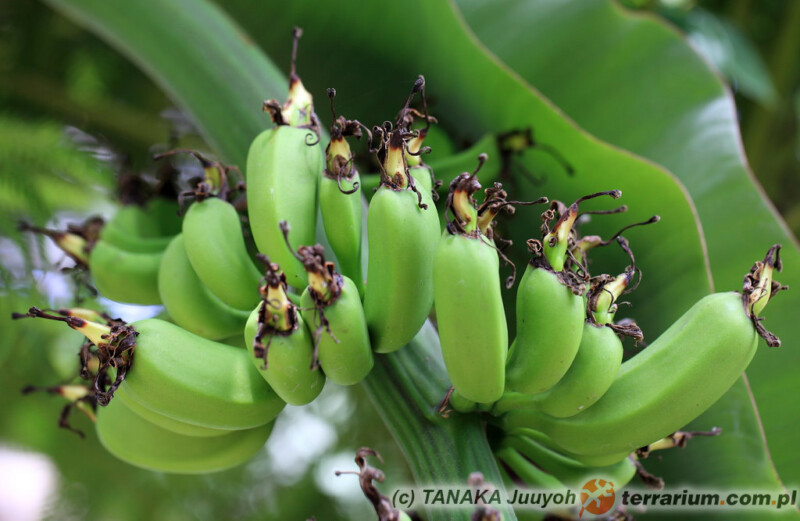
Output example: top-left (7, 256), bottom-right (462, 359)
top-left (579, 478), bottom-right (616, 517)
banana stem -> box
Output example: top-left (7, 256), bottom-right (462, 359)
top-left (361, 321), bottom-right (518, 521)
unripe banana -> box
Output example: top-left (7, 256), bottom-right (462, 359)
top-left (434, 166), bottom-right (507, 403)
top-left (495, 445), bottom-right (565, 490)
top-left (14, 308), bottom-right (284, 429)
top-left (119, 319), bottom-right (285, 429)
top-left (56, 199), bottom-right (181, 305)
top-left (504, 265), bottom-right (585, 394)
top-left (247, 29), bottom-right (322, 287)
top-left (364, 158), bottom-right (439, 352)
top-left (99, 198), bottom-right (181, 253)
top-left (245, 257), bottom-right (325, 406)
top-left (502, 428), bottom-right (636, 489)
top-left (99, 204), bottom-right (174, 253)
top-left (14, 309), bottom-right (284, 431)
top-left (300, 276), bottom-right (372, 385)
top-left (505, 192), bottom-right (622, 395)
top-left (435, 233), bottom-right (506, 402)
top-left (364, 80), bottom-right (440, 353)
top-left (247, 127), bottom-right (321, 288)
top-left (89, 239), bottom-right (162, 305)
top-left (96, 396), bottom-right (273, 474)
top-left (318, 90), bottom-right (366, 293)
top-left (512, 323), bottom-right (623, 418)
top-left (158, 234), bottom-right (250, 340)
top-left (288, 236), bottom-right (373, 386)
top-left (501, 246), bottom-right (785, 461)
top-left (182, 196), bottom-right (262, 310)
top-left (115, 384), bottom-right (229, 438)
top-left (495, 267), bottom-right (639, 418)
top-left (99, 222), bottom-right (172, 254)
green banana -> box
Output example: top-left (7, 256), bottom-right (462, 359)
top-left (100, 198), bottom-right (181, 248)
top-left (89, 239), bottom-right (162, 305)
top-left (501, 246), bottom-right (785, 461)
top-left (114, 384), bottom-right (230, 438)
top-left (494, 445), bottom-right (566, 490)
top-left (364, 77), bottom-right (440, 353)
top-left (245, 257), bottom-right (325, 406)
top-left (12, 309), bottom-right (285, 429)
top-left (289, 234), bottom-right (373, 386)
top-left (505, 192), bottom-right (622, 395)
top-left (499, 324), bottom-right (623, 418)
top-left (504, 265), bottom-right (585, 395)
top-left (318, 89), bottom-right (365, 293)
top-left (300, 275), bottom-right (372, 385)
top-left (28, 199), bottom-right (181, 306)
top-left (16, 222), bottom-right (147, 306)
top-left (495, 265), bottom-right (639, 418)
top-left (119, 318), bottom-right (285, 429)
top-left (99, 221), bottom-right (172, 254)
top-left (247, 29), bottom-right (322, 287)
top-left (96, 396), bottom-right (273, 474)
top-left (503, 428), bottom-right (637, 489)
top-left (434, 166), bottom-right (507, 403)
top-left (109, 198), bottom-right (182, 237)
top-left (158, 234), bottom-right (250, 340)
top-left (182, 196), bottom-right (262, 310)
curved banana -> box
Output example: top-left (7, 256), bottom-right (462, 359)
top-left (505, 192), bottom-right (622, 395)
top-left (182, 196), bottom-right (262, 310)
top-left (118, 318), bottom-right (285, 429)
top-left (300, 276), bottom-right (372, 385)
top-left (504, 265), bottom-right (585, 395)
top-left (96, 396), bottom-right (272, 474)
top-left (503, 428), bottom-right (637, 489)
top-left (494, 445), bottom-right (565, 490)
top-left (114, 384), bottom-right (230, 438)
top-left (158, 234), bottom-right (251, 340)
top-left (99, 223), bottom-right (172, 254)
top-left (500, 246), bottom-right (784, 462)
top-left (500, 324), bottom-right (623, 418)
top-left (495, 268), bottom-right (638, 418)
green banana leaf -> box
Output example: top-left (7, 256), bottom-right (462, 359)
top-left (44, 0), bottom-right (284, 170)
top-left (457, 0), bottom-right (800, 501)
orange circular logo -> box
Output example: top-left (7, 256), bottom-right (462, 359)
top-left (579, 478), bottom-right (616, 518)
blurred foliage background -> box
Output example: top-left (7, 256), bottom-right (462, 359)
top-left (0, 0), bottom-right (797, 520)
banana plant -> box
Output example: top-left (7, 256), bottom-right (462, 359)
top-left (21, 0), bottom-right (799, 519)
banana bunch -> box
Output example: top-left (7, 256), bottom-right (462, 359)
top-left (15, 28), bottom-right (789, 502)
top-left (13, 307), bottom-right (282, 473)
